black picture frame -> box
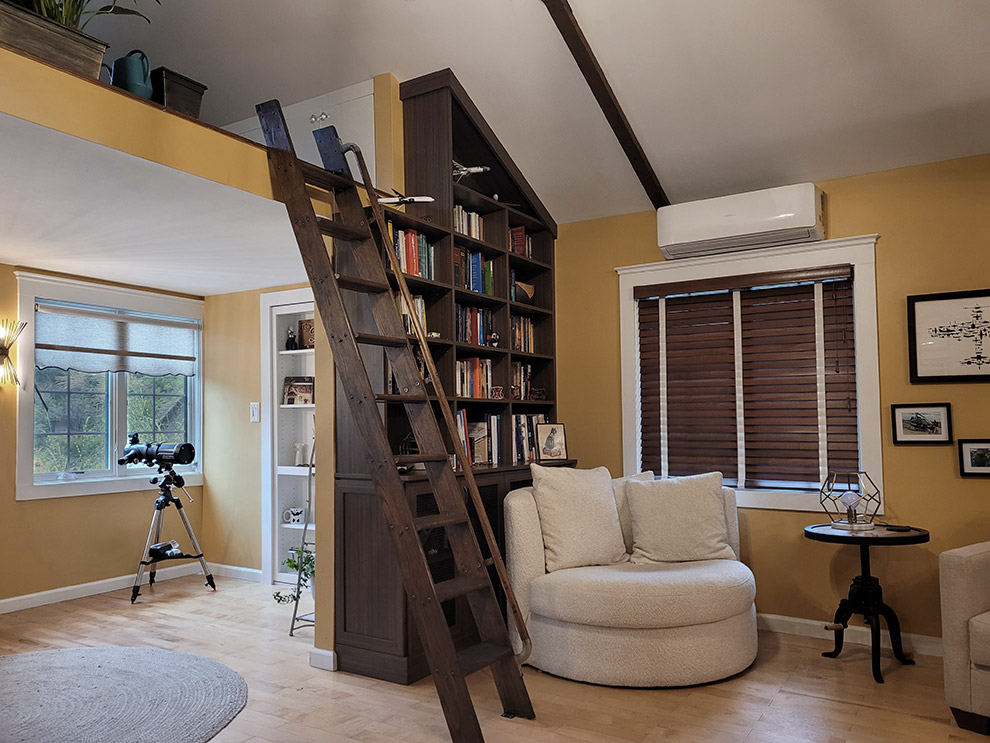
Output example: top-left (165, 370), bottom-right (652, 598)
top-left (890, 403), bottom-right (953, 445)
top-left (958, 439), bottom-right (990, 478)
top-left (907, 288), bottom-right (990, 383)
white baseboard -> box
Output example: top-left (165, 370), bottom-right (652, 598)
top-left (758, 612), bottom-right (943, 658)
top-left (309, 647), bottom-right (337, 672)
top-left (211, 564), bottom-right (262, 582)
top-left (0, 563), bottom-right (200, 615)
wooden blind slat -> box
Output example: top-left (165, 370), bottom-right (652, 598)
top-left (634, 264), bottom-right (853, 299)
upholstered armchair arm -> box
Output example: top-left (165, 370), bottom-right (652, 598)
top-left (940, 541), bottom-right (990, 711)
top-left (722, 487), bottom-right (741, 560)
top-left (504, 486), bottom-right (546, 654)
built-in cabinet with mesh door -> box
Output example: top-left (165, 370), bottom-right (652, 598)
top-left (332, 69), bottom-right (573, 684)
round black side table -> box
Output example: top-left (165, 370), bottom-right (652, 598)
top-left (804, 523), bottom-right (930, 684)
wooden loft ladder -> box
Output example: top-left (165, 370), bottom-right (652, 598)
top-left (255, 100), bottom-right (535, 743)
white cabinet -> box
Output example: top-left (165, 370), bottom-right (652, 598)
top-left (226, 79), bottom-right (375, 182)
top-left (261, 288), bottom-right (317, 584)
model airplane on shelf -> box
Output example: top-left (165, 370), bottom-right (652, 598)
top-left (453, 160), bottom-right (490, 181)
top-left (378, 189), bottom-right (436, 205)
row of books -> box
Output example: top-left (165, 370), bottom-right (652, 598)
top-left (512, 413), bottom-right (547, 465)
top-left (456, 357), bottom-right (494, 399)
top-left (511, 362), bottom-right (538, 400)
top-left (455, 410), bottom-right (503, 467)
top-left (510, 315), bottom-right (536, 353)
top-left (396, 295), bottom-right (427, 335)
top-left (455, 304), bottom-right (496, 346)
top-left (388, 221), bottom-right (436, 279)
top-left (454, 247), bottom-right (494, 295)
top-left (509, 225), bottom-right (534, 258)
top-left (453, 205), bottom-right (484, 240)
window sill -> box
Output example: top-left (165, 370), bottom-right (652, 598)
top-left (735, 488), bottom-right (884, 516)
top-left (17, 472), bottom-right (203, 501)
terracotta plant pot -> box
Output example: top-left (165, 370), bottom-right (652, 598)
top-left (0, 1), bottom-right (108, 78)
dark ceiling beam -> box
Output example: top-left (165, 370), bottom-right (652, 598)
top-left (541, 0), bottom-right (670, 208)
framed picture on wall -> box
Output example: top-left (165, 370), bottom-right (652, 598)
top-left (536, 423), bottom-right (567, 461)
top-left (890, 403), bottom-right (953, 445)
top-left (907, 289), bottom-right (990, 383)
top-left (959, 439), bottom-right (990, 478)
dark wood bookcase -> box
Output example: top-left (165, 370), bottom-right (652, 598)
top-left (333, 68), bottom-right (564, 684)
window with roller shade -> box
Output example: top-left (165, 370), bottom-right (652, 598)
top-left (15, 272), bottom-right (203, 500)
top-left (635, 266), bottom-right (858, 491)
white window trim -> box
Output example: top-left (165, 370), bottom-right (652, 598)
top-left (15, 272), bottom-right (204, 500)
top-left (616, 235), bottom-right (882, 513)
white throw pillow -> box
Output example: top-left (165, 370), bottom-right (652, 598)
top-left (530, 464), bottom-right (628, 572)
top-left (626, 472), bottom-right (735, 563)
top-left (612, 471), bottom-right (654, 553)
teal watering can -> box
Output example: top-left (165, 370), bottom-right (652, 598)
top-left (102, 50), bottom-right (153, 99)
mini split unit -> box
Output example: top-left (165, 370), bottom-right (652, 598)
top-left (657, 182), bottom-right (826, 259)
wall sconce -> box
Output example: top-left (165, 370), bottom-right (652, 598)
top-left (0, 318), bottom-right (26, 386)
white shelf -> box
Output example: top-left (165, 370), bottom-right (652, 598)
top-left (279, 403), bottom-right (315, 409)
top-left (277, 465), bottom-right (316, 476)
top-left (281, 523), bottom-right (315, 532)
top-left (279, 348), bottom-right (315, 356)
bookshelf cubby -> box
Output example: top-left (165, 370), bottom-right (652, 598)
top-left (333, 68), bottom-right (568, 684)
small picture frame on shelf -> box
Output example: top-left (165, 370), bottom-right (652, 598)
top-left (890, 403), bottom-right (953, 445)
top-left (536, 423), bottom-right (566, 461)
top-left (959, 439), bottom-right (990, 478)
top-left (283, 376), bottom-right (315, 405)
top-left (297, 318), bottom-right (316, 349)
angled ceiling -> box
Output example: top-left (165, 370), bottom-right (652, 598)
top-left (86, 0), bottom-right (990, 226)
top-left (0, 112), bottom-right (301, 296)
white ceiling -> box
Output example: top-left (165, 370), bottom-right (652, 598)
top-left (0, 112), bottom-right (302, 296)
top-left (87, 0), bottom-right (990, 225)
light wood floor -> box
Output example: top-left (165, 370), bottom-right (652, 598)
top-left (0, 576), bottom-right (979, 743)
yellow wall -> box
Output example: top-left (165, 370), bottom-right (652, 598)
top-left (557, 153), bottom-right (990, 637)
top-left (0, 262), bottom-right (204, 599)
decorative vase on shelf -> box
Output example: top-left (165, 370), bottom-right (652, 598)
top-left (294, 442), bottom-right (306, 467)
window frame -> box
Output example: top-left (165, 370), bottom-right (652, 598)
top-left (15, 272), bottom-right (204, 500)
top-left (617, 235), bottom-right (882, 512)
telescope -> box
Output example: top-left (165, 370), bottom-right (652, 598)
top-left (118, 433), bottom-right (195, 467)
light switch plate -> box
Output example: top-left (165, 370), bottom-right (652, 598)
top-left (249, 402), bottom-right (260, 422)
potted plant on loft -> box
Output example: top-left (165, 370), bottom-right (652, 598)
top-left (0, 0), bottom-right (159, 79)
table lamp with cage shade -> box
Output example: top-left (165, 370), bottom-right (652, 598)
top-left (820, 470), bottom-right (881, 531)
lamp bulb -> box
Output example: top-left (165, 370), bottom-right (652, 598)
top-left (839, 490), bottom-right (862, 509)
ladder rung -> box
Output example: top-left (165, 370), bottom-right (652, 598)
top-left (414, 512), bottom-right (469, 531)
top-left (457, 642), bottom-right (513, 677)
top-left (298, 160), bottom-right (356, 192)
top-left (316, 215), bottom-right (370, 242)
top-left (394, 453), bottom-right (449, 465)
top-left (354, 333), bottom-right (408, 347)
top-left (434, 575), bottom-right (490, 603)
top-left (376, 393), bottom-right (429, 403)
top-left (336, 274), bottom-right (390, 294)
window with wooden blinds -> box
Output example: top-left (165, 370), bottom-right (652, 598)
top-left (635, 268), bottom-right (858, 491)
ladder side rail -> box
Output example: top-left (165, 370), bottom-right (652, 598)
top-left (256, 101), bottom-right (487, 743)
top-left (346, 142), bottom-right (533, 656)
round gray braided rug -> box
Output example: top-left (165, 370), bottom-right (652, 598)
top-left (0, 646), bottom-right (248, 743)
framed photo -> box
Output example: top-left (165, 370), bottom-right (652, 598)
top-left (959, 439), bottom-right (990, 478)
top-left (282, 376), bottom-right (315, 405)
top-left (907, 289), bottom-right (990, 383)
top-left (536, 423), bottom-right (567, 461)
top-left (890, 403), bottom-right (953, 445)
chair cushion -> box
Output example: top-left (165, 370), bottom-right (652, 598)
top-left (529, 560), bottom-right (756, 629)
top-left (627, 473), bottom-right (735, 563)
top-left (530, 464), bottom-right (628, 572)
top-left (612, 471), bottom-right (654, 554)
top-left (970, 610), bottom-right (990, 667)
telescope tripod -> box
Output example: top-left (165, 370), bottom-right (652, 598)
top-left (131, 471), bottom-right (215, 603)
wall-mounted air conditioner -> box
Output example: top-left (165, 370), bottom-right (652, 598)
top-left (658, 183), bottom-right (825, 260)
